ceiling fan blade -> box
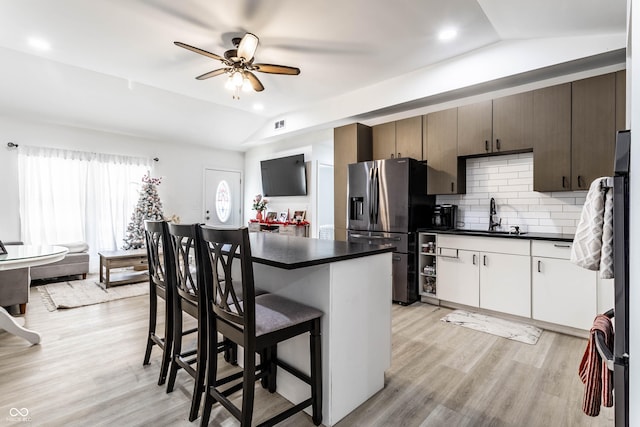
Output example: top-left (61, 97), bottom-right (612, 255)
top-left (253, 63), bottom-right (300, 75)
top-left (174, 41), bottom-right (225, 62)
top-left (237, 33), bottom-right (259, 61)
top-left (245, 71), bottom-right (265, 92)
top-left (196, 68), bottom-right (228, 80)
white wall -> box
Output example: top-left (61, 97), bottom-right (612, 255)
top-left (437, 153), bottom-right (585, 234)
top-left (243, 129), bottom-right (333, 238)
top-left (0, 115), bottom-right (244, 244)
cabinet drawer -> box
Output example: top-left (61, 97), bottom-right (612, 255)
top-left (438, 234), bottom-right (530, 255)
top-left (531, 240), bottom-right (573, 259)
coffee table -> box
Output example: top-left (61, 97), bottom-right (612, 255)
top-left (98, 249), bottom-right (148, 288)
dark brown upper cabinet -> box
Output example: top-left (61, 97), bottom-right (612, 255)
top-left (372, 116), bottom-right (422, 160)
top-left (533, 83), bottom-right (572, 192)
top-left (571, 73), bottom-right (616, 190)
top-left (458, 92), bottom-right (533, 157)
top-left (426, 108), bottom-right (465, 195)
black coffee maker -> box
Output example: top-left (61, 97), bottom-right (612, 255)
top-left (431, 204), bottom-right (457, 229)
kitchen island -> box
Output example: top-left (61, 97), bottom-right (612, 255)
top-left (247, 233), bottom-right (394, 426)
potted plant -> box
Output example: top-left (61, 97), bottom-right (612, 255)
top-left (252, 194), bottom-right (269, 221)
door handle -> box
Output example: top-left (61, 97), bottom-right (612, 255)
top-left (562, 176), bottom-right (567, 188)
top-left (473, 254), bottom-right (477, 265)
top-left (553, 243), bottom-right (571, 248)
top-left (483, 255), bottom-right (487, 266)
top-left (451, 182), bottom-right (454, 193)
top-left (577, 175), bottom-right (584, 187)
top-left (537, 260), bottom-right (542, 273)
top-left (485, 140), bottom-right (489, 152)
top-left (496, 139), bottom-right (501, 150)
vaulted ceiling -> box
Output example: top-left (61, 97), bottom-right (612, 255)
top-left (0, 0), bottom-right (627, 150)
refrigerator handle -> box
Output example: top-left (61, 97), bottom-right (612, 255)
top-left (373, 166), bottom-right (380, 224)
top-left (368, 167), bottom-right (374, 224)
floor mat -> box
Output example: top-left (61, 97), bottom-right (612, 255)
top-left (441, 309), bottom-right (542, 345)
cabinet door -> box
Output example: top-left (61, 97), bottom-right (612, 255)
top-left (572, 73), bottom-right (616, 190)
top-left (395, 116), bottom-right (423, 159)
top-left (334, 124), bottom-right (372, 241)
top-left (492, 91), bottom-right (533, 153)
top-left (533, 83), bottom-right (572, 191)
top-left (372, 122), bottom-right (396, 160)
top-left (479, 252), bottom-right (531, 317)
top-left (457, 100), bottom-right (492, 156)
top-left (532, 256), bottom-right (597, 330)
top-left (427, 108), bottom-right (464, 194)
top-left (437, 249), bottom-right (479, 307)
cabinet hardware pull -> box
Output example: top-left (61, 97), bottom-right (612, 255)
top-left (391, 153), bottom-right (394, 159)
top-left (578, 175), bottom-right (583, 187)
top-left (538, 260), bottom-right (541, 273)
top-left (438, 254), bottom-right (459, 259)
top-left (485, 140), bottom-right (489, 151)
top-left (483, 255), bottom-right (487, 266)
top-left (553, 243), bottom-right (571, 248)
top-left (562, 176), bottom-right (567, 188)
top-left (473, 254), bottom-right (477, 265)
top-left (451, 182), bottom-right (454, 192)
top-left (398, 152), bottom-right (401, 157)
top-left (496, 139), bottom-right (501, 150)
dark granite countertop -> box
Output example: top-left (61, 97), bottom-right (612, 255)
top-left (249, 233), bottom-right (395, 270)
top-left (417, 228), bottom-right (574, 243)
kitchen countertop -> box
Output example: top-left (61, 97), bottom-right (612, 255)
top-left (418, 228), bottom-right (574, 243)
top-left (249, 232), bottom-right (395, 270)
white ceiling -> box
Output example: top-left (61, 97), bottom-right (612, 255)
top-left (0, 0), bottom-right (627, 151)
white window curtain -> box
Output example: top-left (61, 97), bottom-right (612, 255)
top-left (17, 146), bottom-right (152, 255)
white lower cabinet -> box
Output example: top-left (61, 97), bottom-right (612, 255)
top-left (437, 249), bottom-right (479, 307)
top-left (531, 241), bottom-right (597, 330)
top-left (480, 252), bottom-right (531, 317)
top-left (437, 235), bottom-right (530, 316)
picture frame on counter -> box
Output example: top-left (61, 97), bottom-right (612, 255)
top-left (278, 211), bottom-right (288, 222)
top-left (266, 211), bottom-right (277, 221)
top-left (293, 210), bottom-right (306, 221)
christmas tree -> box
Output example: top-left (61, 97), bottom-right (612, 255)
top-left (122, 173), bottom-right (164, 250)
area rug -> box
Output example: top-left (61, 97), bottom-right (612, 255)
top-left (38, 278), bottom-right (149, 311)
top-left (440, 310), bottom-right (542, 345)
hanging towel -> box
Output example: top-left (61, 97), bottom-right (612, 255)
top-left (579, 314), bottom-right (614, 416)
top-left (571, 177), bottom-right (614, 279)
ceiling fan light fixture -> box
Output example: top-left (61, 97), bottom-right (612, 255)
top-left (242, 78), bottom-right (253, 92)
top-left (237, 33), bottom-right (259, 61)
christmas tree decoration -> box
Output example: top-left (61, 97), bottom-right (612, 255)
top-left (122, 173), bottom-right (164, 250)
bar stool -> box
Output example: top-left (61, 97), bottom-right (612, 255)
top-left (165, 223), bottom-right (208, 422)
top-left (142, 220), bottom-right (174, 385)
top-left (197, 225), bottom-right (323, 427)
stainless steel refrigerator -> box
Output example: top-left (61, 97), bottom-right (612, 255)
top-left (347, 158), bottom-right (435, 304)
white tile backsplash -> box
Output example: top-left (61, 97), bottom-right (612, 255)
top-left (436, 152), bottom-right (585, 234)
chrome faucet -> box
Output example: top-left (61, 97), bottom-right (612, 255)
top-left (489, 197), bottom-right (501, 231)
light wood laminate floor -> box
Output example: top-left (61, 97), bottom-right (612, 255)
top-left (0, 287), bottom-right (614, 426)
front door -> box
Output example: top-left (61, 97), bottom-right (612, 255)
top-left (204, 168), bottom-right (242, 227)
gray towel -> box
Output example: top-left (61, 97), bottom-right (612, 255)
top-left (571, 177), bottom-right (614, 279)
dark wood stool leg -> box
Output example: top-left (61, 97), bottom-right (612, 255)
top-left (200, 318), bottom-right (218, 427)
top-left (241, 349), bottom-right (257, 427)
top-left (188, 310), bottom-right (207, 421)
top-left (268, 345), bottom-right (278, 393)
top-left (158, 298), bottom-right (173, 385)
top-left (310, 319), bottom-right (322, 426)
top-left (143, 289), bottom-right (157, 366)
top-left (166, 299), bottom-right (183, 393)
top-left (19, 303), bottom-right (26, 315)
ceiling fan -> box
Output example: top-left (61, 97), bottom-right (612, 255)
top-left (174, 33), bottom-right (300, 99)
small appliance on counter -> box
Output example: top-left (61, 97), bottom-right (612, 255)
top-left (431, 204), bottom-right (457, 229)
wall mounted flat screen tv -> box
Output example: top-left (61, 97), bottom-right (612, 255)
top-left (260, 154), bottom-right (307, 196)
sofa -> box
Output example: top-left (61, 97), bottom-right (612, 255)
top-left (29, 241), bottom-right (90, 282)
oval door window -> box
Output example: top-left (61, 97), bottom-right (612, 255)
top-left (215, 180), bottom-right (231, 223)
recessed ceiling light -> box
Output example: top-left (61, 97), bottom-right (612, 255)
top-left (438, 28), bottom-right (457, 41)
top-left (253, 103), bottom-right (264, 111)
top-left (27, 37), bottom-right (51, 51)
